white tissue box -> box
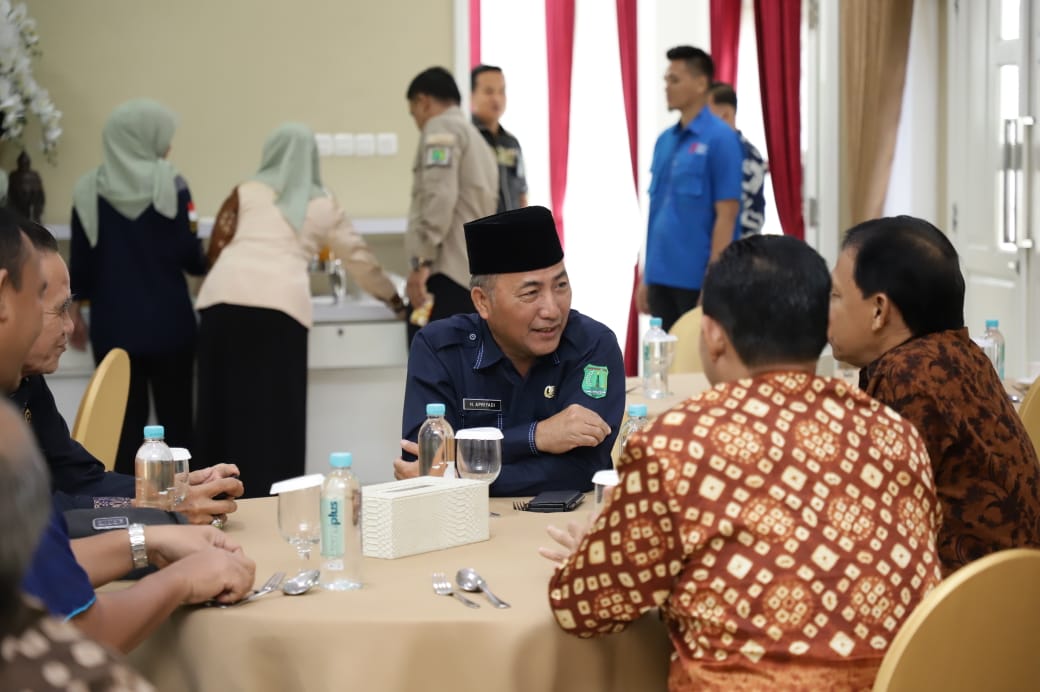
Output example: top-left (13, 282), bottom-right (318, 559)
top-left (362, 477), bottom-right (489, 559)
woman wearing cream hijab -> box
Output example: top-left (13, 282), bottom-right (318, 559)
top-left (69, 99), bottom-right (207, 475)
top-left (194, 123), bottom-right (404, 497)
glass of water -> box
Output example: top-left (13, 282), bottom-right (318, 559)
top-left (276, 481), bottom-right (322, 562)
top-left (455, 427), bottom-right (503, 485)
top-left (170, 447), bottom-right (191, 507)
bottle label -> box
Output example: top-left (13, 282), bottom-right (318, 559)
top-left (321, 496), bottom-right (345, 559)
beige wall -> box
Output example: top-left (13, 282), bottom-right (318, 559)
top-left (12, 0), bottom-right (454, 224)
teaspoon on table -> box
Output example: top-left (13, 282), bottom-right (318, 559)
top-left (282, 569), bottom-right (321, 596)
top-left (456, 568), bottom-right (511, 608)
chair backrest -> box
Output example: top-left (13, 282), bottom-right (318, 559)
top-left (668, 307), bottom-right (703, 374)
top-left (872, 548), bottom-right (1040, 691)
top-left (1017, 377), bottom-right (1040, 460)
top-left (71, 348), bottom-right (131, 471)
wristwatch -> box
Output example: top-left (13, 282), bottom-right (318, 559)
top-left (410, 257), bottom-right (434, 271)
top-left (128, 523), bottom-right (149, 569)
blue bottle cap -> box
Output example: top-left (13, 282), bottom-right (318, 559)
top-left (330, 452), bottom-right (353, 468)
top-left (649, 317), bottom-right (663, 328)
top-left (628, 404), bottom-right (648, 417)
top-left (426, 403), bottom-right (446, 416)
top-left (985, 319), bottom-right (999, 329)
top-left (143, 425), bottom-right (165, 439)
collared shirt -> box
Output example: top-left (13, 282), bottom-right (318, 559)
top-left (402, 310), bottom-right (625, 496)
top-left (737, 131), bottom-right (766, 236)
top-left (22, 507), bottom-right (96, 620)
top-left (472, 115), bottom-right (528, 212)
top-left (646, 107), bottom-right (743, 290)
top-left (549, 372), bottom-right (943, 691)
top-left (10, 375), bottom-right (135, 506)
top-left (406, 106), bottom-right (499, 290)
top-left (70, 176), bottom-right (207, 359)
top-left (859, 327), bottom-right (1040, 573)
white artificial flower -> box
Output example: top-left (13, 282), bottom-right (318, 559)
top-left (0, 2), bottom-right (60, 157)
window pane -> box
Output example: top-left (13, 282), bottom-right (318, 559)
top-left (1001, 0), bottom-right (1020, 40)
top-left (1000, 64), bottom-right (1019, 125)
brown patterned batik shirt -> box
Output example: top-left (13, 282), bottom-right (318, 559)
top-left (548, 372), bottom-right (943, 692)
top-left (860, 327), bottom-right (1040, 573)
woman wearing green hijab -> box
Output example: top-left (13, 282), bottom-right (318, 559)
top-left (69, 99), bottom-right (208, 476)
top-left (194, 123), bottom-right (405, 498)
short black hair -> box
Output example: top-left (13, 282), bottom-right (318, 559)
top-left (471, 64), bottom-right (503, 91)
top-left (20, 219), bottom-right (57, 253)
top-left (841, 216), bottom-right (964, 336)
top-left (406, 67), bottom-right (461, 105)
top-left (666, 45), bottom-right (715, 82)
top-left (0, 207), bottom-right (28, 291)
top-left (702, 235), bottom-right (830, 366)
top-left (709, 82), bottom-right (737, 110)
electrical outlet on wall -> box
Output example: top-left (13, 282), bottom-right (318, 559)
top-left (333, 133), bottom-right (355, 156)
top-left (355, 133), bottom-right (375, 156)
top-left (315, 133), bottom-right (334, 157)
top-left (376, 133), bottom-right (397, 156)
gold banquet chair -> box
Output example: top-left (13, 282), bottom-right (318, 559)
top-left (668, 306), bottom-right (703, 373)
top-left (71, 348), bottom-right (131, 471)
top-left (1017, 376), bottom-right (1040, 460)
top-left (872, 548), bottom-right (1040, 692)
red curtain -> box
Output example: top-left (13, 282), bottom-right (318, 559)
top-left (616, 0), bottom-right (640, 377)
top-left (469, 0), bottom-right (481, 68)
top-left (710, 0), bottom-right (742, 87)
top-left (545, 0), bottom-right (576, 245)
top-left (754, 0), bottom-right (804, 239)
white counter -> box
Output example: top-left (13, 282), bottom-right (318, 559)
top-left (50, 296), bottom-right (408, 489)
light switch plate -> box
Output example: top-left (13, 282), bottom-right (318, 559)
top-left (333, 133), bottom-right (355, 156)
top-left (315, 133), bottom-right (334, 157)
top-left (376, 132), bottom-right (397, 156)
top-left (355, 133), bottom-right (375, 156)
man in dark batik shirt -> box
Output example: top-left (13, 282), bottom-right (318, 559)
top-left (828, 215), bottom-right (1040, 573)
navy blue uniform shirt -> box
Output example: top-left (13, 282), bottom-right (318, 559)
top-left (402, 310), bottom-right (624, 496)
top-left (70, 176), bottom-right (207, 358)
top-left (10, 375), bottom-right (134, 506)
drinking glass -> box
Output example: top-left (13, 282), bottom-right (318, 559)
top-left (277, 485), bottom-right (321, 562)
top-left (455, 427), bottom-right (503, 484)
top-left (170, 447), bottom-right (191, 507)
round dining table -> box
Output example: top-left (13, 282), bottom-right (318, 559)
top-left (124, 495), bottom-right (672, 692)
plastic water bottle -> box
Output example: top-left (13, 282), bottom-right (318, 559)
top-left (643, 317), bottom-right (677, 399)
top-left (418, 403), bottom-right (454, 476)
top-left (135, 425), bottom-right (175, 509)
top-left (321, 452), bottom-right (363, 590)
top-left (982, 319), bottom-right (1006, 380)
top-left (617, 404), bottom-right (650, 458)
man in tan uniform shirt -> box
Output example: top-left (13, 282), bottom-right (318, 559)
top-left (405, 66), bottom-right (498, 343)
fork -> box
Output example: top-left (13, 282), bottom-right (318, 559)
top-left (513, 500), bottom-right (529, 511)
top-left (432, 572), bottom-right (479, 608)
top-left (214, 571), bottom-right (285, 608)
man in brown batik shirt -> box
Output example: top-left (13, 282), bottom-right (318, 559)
top-left (828, 215), bottom-right (1040, 573)
top-left (542, 236), bottom-right (943, 691)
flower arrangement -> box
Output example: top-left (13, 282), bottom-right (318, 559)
top-left (0, 1), bottom-right (60, 158)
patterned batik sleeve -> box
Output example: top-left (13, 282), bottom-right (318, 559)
top-left (547, 432), bottom-right (685, 637)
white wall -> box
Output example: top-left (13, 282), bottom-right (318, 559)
top-left (884, 0), bottom-right (941, 223)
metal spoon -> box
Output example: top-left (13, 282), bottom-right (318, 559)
top-left (456, 568), bottom-right (510, 608)
top-left (282, 569), bottom-right (321, 596)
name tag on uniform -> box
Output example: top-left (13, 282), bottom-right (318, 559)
top-left (463, 398), bottom-right (502, 412)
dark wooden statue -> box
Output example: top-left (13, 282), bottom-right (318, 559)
top-left (8, 151), bottom-right (45, 222)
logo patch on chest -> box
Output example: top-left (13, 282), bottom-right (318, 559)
top-left (581, 365), bottom-right (609, 399)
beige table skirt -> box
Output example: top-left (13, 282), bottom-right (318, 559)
top-left (127, 497), bottom-right (671, 692)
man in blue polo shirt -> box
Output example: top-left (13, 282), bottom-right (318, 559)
top-left (393, 206), bottom-right (624, 496)
top-left (637, 46), bottom-right (743, 332)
